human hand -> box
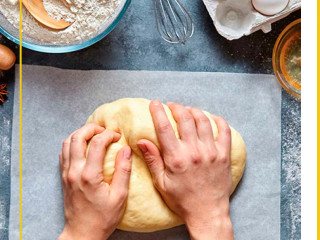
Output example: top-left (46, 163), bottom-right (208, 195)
top-left (58, 123), bottom-right (132, 240)
top-left (138, 100), bottom-right (234, 240)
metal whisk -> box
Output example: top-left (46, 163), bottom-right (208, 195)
top-left (153, 0), bottom-right (194, 44)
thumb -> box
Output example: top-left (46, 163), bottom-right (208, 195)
top-left (138, 139), bottom-right (164, 189)
top-left (110, 146), bottom-right (132, 201)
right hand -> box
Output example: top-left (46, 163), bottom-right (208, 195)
top-left (138, 100), bottom-right (234, 240)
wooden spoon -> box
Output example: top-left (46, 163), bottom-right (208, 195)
top-left (22, 0), bottom-right (72, 30)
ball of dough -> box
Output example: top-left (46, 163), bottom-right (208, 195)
top-left (86, 98), bottom-right (246, 232)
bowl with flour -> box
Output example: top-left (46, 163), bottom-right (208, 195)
top-left (0, 0), bottom-right (130, 53)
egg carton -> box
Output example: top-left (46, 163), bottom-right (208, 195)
top-left (202, 0), bottom-right (301, 40)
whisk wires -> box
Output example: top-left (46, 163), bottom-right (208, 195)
top-left (153, 0), bottom-right (194, 43)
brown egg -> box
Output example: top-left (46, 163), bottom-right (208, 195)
top-left (0, 44), bottom-right (16, 70)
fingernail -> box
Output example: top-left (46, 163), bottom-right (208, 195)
top-left (185, 106), bottom-right (191, 110)
top-left (124, 147), bottom-right (132, 159)
top-left (137, 142), bottom-right (147, 153)
top-left (152, 99), bottom-right (161, 106)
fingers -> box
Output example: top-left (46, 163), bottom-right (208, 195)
top-left (59, 152), bottom-right (63, 173)
top-left (61, 130), bottom-right (77, 183)
top-left (110, 146), bottom-right (132, 200)
top-left (69, 123), bottom-right (105, 172)
top-left (62, 134), bottom-right (72, 171)
top-left (82, 130), bottom-right (121, 185)
top-left (211, 115), bottom-right (231, 155)
top-left (189, 108), bottom-right (215, 144)
top-left (167, 102), bottom-right (197, 143)
top-left (138, 139), bottom-right (164, 189)
top-left (149, 100), bottom-right (178, 154)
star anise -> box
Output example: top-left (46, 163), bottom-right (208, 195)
top-left (0, 83), bottom-right (8, 103)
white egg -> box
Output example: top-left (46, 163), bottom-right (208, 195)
top-left (8, 0), bottom-right (19, 5)
top-left (252, 0), bottom-right (289, 16)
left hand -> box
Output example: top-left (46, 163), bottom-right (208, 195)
top-left (58, 123), bottom-right (132, 240)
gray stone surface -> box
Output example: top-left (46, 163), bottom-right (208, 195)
top-left (0, 66), bottom-right (15, 240)
top-left (0, 2), bottom-right (301, 239)
top-left (281, 90), bottom-right (301, 240)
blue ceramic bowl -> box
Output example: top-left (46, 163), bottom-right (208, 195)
top-left (0, 0), bottom-right (130, 53)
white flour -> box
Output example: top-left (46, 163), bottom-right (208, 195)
top-left (0, 0), bottom-right (118, 43)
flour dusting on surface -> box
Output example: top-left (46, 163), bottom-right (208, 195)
top-left (0, 118), bottom-right (11, 171)
top-left (0, 0), bottom-right (118, 43)
top-left (281, 92), bottom-right (301, 239)
top-left (0, 116), bottom-right (11, 237)
top-left (0, 199), bottom-right (8, 230)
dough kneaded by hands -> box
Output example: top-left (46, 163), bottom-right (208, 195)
top-left (86, 98), bottom-right (246, 232)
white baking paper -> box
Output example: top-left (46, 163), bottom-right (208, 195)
top-left (10, 65), bottom-right (282, 240)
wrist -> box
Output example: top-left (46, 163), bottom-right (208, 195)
top-left (57, 223), bottom-right (112, 240)
top-left (185, 200), bottom-right (234, 240)
top-left (187, 214), bottom-right (233, 240)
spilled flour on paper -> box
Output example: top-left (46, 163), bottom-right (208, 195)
top-left (0, 0), bottom-right (118, 43)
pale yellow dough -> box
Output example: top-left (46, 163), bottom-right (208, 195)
top-left (86, 98), bottom-right (246, 232)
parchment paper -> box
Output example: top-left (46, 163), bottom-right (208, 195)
top-left (10, 65), bottom-right (281, 240)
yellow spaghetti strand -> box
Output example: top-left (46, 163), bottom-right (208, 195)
top-left (317, 0), bottom-right (320, 238)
